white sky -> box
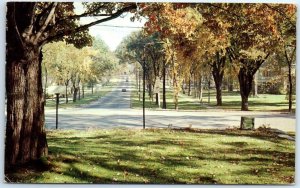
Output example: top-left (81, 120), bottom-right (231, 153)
top-left (75, 3), bottom-right (146, 51)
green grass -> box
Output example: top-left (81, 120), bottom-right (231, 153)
top-left (45, 82), bottom-right (117, 109)
top-left (131, 87), bottom-right (294, 112)
top-left (131, 90), bottom-right (206, 110)
top-left (6, 128), bottom-right (295, 184)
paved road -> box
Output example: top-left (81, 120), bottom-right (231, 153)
top-left (45, 75), bottom-right (296, 132)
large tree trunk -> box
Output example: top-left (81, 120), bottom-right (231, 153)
top-left (6, 48), bottom-right (48, 167)
top-left (5, 3), bottom-right (48, 168)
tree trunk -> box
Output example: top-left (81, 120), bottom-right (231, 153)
top-left (288, 63), bottom-right (293, 112)
top-left (182, 81), bottom-right (186, 94)
top-left (162, 61), bottom-right (167, 109)
top-left (194, 73), bottom-right (197, 98)
top-left (211, 52), bottom-right (226, 106)
top-left (238, 69), bottom-right (254, 111)
top-left (212, 70), bottom-right (223, 106)
top-left (91, 83), bottom-right (94, 95)
top-left (43, 58), bottom-right (47, 106)
top-left (173, 71), bottom-right (179, 110)
top-left (198, 75), bottom-right (203, 102)
top-left (241, 93), bottom-right (249, 111)
top-left (252, 72), bottom-right (258, 97)
top-left (78, 86), bottom-right (81, 100)
top-left (148, 83), bottom-right (152, 101)
top-left (82, 84), bottom-right (85, 99)
top-left (5, 3), bottom-right (48, 167)
top-left (136, 63), bottom-right (138, 90)
top-left (6, 48), bottom-right (48, 167)
top-left (227, 76), bottom-right (234, 92)
top-left (188, 75), bottom-right (191, 96)
top-left (208, 78), bottom-right (211, 104)
top-left (65, 84), bottom-right (68, 104)
top-left (73, 86), bottom-right (78, 102)
top-left (215, 80), bottom-right (222, 106)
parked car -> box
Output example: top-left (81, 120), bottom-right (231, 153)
top-left (122, 88), bottom-right (126, 92)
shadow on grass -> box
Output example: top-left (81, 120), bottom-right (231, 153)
top-left (6, 128), bottom-right (295, 184)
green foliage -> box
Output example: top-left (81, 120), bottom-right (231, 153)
top-left (90, 36), bottom-right (118, 82)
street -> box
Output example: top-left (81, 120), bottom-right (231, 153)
top-left (45, 75), bottom-right (296, 132)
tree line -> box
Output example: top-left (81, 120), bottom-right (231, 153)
top-left (117, 3), bottom-right (296, 111)
top-left (42, 37), bottom-right (117, 103)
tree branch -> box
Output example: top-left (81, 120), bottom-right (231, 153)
top-left (264, 4), bottom-right (296, 29)
top-left (34, 2), bottom-right (58, 44)
top-left (44, 4), bottom-right (137, 45)
top-left (12, 3), bottom-right (25, 49)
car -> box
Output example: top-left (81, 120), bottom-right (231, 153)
top-left (126, 78), bottom-right (129, 82)
top-left (122, 88), bottom-right (126, 92)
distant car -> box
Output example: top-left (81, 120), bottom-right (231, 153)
top-left (126, 78), bottom-right (129, 82)
top-left (122, 89), bottom-right (127, 92)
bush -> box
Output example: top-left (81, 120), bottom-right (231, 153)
top-left (258, 81), bottom-right (284, 94)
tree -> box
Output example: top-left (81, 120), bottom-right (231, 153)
top-left (90, 37), bottom-right (118, 89)
top-left (143, 3), bottom-right (203, 110)
top-left (117, 31), bottom-right (165, 105)
top-left (43, 41), bottom-right (72, 103)
top-left (199, 3), bottom-right (283, 110)
top-left (6, 2), bottom-right (137, 167)
top-left (267, 4), bottom-right (296, 112)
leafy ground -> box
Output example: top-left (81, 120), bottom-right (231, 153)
top-left (131, 88), bottom-right (294, 112)
top-left (6, 128), bottom-right (295, 184)
top-left (45, 82), bottom-right (117, 109)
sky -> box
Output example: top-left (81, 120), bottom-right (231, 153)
top-left (75, 3), bottom-right (146, 51)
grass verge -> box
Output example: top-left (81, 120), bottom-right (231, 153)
top-left (131, 88), bottom-right (294, 112)
top-left (45, 82), bottom-right (117, 109)
top-left (6, 128), bottom-right (295, 184)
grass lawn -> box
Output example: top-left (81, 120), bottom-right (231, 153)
top-left (131, 90), bottom-right (206, 110)
top-left (6, 128), bottom-right (295, 184)
top-left (202, 91), bottom-right (293, 112)
top-left (45, 82), bottom-right (117, 109)
top-left (131, 87), bottom-right (294, 112)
